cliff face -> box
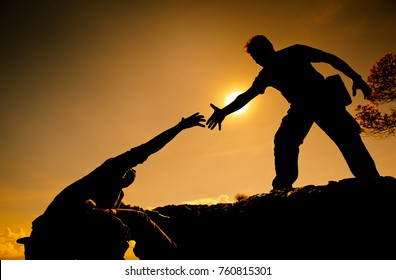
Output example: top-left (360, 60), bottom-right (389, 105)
top-left (146, 176), bottom-right (396, 260)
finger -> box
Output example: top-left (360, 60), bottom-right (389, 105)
top-left (198, 115), bottom-right (206, 121)
top-left (352, 86), bottom-right (357, 97)
top-left (184, 113), bottom-right (198, 121)
top-left (197, 118), bottom-right (206, 125)
top-left (210, 103), bottom-right (219, 110)
top-left (219, 123), bottom-right (222, 131)
top-left (210, 121), bottom-right (218, 130)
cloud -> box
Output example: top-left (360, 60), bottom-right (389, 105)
top-left (182, 194), bottom-right (232, 205)
top-left (0, 228), bottom-right (26, 259)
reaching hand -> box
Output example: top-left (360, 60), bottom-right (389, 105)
top-left (206, 103), bottom-right (226, 131)
top-left (352, 77), bottom-right (372, 99)
top-left (179, 112), bottom-right (206, 129)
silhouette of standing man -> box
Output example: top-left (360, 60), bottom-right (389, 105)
top-left (23, 112), bottom-right (205, 259)
top-left (207, 35), bottom-right (379, 190)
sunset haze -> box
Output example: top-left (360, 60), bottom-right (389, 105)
top-left (1, 0), bottom-right (395, 259)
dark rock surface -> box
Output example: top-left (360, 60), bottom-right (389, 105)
top-left (146, 176), bottom-right (396, 259)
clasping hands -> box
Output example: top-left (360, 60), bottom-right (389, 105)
top-left (206, 103), bottom-right (226, 130)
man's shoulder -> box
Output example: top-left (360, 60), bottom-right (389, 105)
top-left (278, 44), bottom-right (311, 54)
top-left (277, 44), bottom-right (325, 62)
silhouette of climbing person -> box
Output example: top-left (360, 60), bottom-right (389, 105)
top-left (24, 112), bottom-right (206, 260)
top-left (207, 35), bottom-right (380, 190)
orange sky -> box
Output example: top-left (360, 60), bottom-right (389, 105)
top-left (1, 0), bottom-right (395, 259)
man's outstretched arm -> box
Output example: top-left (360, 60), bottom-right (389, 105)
top-left (130, 112), bottom-right (206, 164)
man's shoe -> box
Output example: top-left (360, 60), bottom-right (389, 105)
top-left (270, 186), bottom-right (293, 193)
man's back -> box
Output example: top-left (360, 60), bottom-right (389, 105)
top-left (252, 44), bottom-right (328, 105)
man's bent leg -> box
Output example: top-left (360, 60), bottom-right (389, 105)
top-left (272, 107), bottom-right (313, 190)
top-left (117, 209), bottom-right (178, 260)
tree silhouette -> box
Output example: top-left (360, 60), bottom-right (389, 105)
top-left (355, 53), bottom-right (396, 137)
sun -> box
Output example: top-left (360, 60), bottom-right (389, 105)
top-left (225, 92), bottom-right (249, 114)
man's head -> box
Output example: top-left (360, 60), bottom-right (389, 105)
top-left (244, 35), bottom-right (275, 66)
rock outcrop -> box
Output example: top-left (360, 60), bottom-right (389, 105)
top-left (145, 176), bottom-right (396, 259)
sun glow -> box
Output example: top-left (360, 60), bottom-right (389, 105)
top-left (225, 92), bottom-right (249, 114)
